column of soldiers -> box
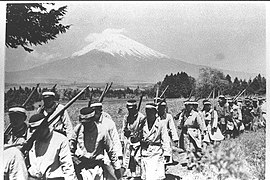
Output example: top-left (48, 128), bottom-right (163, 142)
top-left (4, 89), bottom-right (266, 180)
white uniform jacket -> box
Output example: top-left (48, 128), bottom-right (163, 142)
top-left (160, 113), bottom-right (179, 142)
top-left (202, 109), bottom-right (224, 142)
top-left (37, 103), bottom-right (75, 141)
top-left (141, 116), bottom-right (171, 157)
top-left (121, 112), bottom-right (145, 143)
top-left (28, 131), bottom-right (77, 180)
top-left (101, 112), bottom-right (123, 158)
top-left (72, 121), bottom-right (121, 170)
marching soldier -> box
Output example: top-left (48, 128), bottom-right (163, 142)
top-left (215, 95), bottom-right (230, 137)
top-left (241, 98), bottom-right (254, 130)
top-left (70, 107), bottom-right (123, 180)
top-left (201, 100), bottom-right (224, 149)
top-left (140, 103), bottom-right (171, 180)
top-left (121, 99), bottom-right (145, 179)
top-left (227, 99), bottom-right (243, 138)
top-left (177, 100), bottom-right (204, 169)
top-left (157, 99), bottom-right (179, 165)
top-left (251, 98), bottom-right (262, 129)
top-left (37, 91), bottom-right (75, 143)
top-left (89, 101), bottom-right (123, 180)
top-left (4, 107), bottom-right (28, 147)
top-left (27, 113), bottom-right (77, 180)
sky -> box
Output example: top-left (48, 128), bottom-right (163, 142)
top-left (5, 2), bottom-right (266, 76)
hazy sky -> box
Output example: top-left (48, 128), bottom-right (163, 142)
top-left (5, 2), bottom-right (266, 75)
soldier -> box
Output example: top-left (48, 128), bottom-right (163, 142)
top-left (228, 100), bottom-right (243, 138)
top-left (90, 101), bottom-right (123, 180)
top-left (4, 107), bottom-right (28, 147)
top-left (121, 99), bottom-right (145, 179)
top-left (258, 97), bottom-right (266, 127)
top-left (70, 107), bottom-right (123, 180)
top-left (140, 103), bottom-right (171, 180)
top-left (251, 98), bottom-right (262, 130)
top-left (27, 113), bottom-right (77, 180)
top-left (242, 98), bottom-right (254, 130)
top-left (37, 91), bottom-right (75, 143)
top-left (215, 95), bottom-right (230, 137)
top-left (4, 147), bottom-right (28, 180)
top-left (157, 100), bottom-right (179, 165)
top-left (201, 100), bottom-right (224, 149)
top-left (177, 100), bottom-right (204, 169)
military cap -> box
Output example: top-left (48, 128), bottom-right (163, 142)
top-left (218, 95), bottom-right (225, 99)
top-left (42, 91), bottom-right (55, 98)
top-left (203, 99), bottom-right (211, 105)
top-left (79, 107), bottom-right (95, 121)
top-left (126, 99), bottom-right (137, 108)
top-left (153, 97), bottom-right (162, 103)
top-left (184, 100), bottom-right (192, 105)
top-left (190, 100), bottom-right (199, 105)
top-left (29, 114), bottom-right (46, 128)
top-left (145, 102), bottom-right (157, 109)
top-left (8, 107), bottom-right (26, 115)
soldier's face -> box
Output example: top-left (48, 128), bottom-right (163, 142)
top-left (127, 106), bottom-right (137, 115)
top-left (9, 113), bottom-right (26, 129)
top-left (185, 104), bottom-right (192, 112)
top-left (158, 105), bottom-right (166, 115)
top-left (204, 105), bottom-right (211, 111)
top-left (43, 97), bottom-right (55, 108)
top-left (146, 108), bottom-right (157, 119)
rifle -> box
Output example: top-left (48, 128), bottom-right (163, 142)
top-left (99, 82), bottom-right (113, 103)
top-left (88, 93), bottom-right (93, 107)
top-left (4, 83), bottom-right (40, 144)
top-left (51, 84), bottom-right (57, 92)
top-left (187, 89), bottom-right (193, 101)
top-left (160, 85), bottom-right (169, 98)
top-left (137, 93), bottom-right (144, 111)
top-left (207, 89), bottom-right (213, 99)
top-left (20, 85), bottom-right (89, 164)
top-left (155, 85), bottom-right (159, 104)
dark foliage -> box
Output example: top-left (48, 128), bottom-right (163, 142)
top-left (6, 3), bottom-right (70, 52)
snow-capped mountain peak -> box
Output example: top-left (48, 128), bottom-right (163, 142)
top-left (72, 29), bottom-right (169, 59)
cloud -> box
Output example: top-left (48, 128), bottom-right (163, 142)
top-left (25, 50), bottom-right (62, 63)
top-left (85, 28), bottom-right (126, 42)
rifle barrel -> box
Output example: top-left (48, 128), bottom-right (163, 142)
top-left (137, 94), bottom-right (144, 111)
top-left (160, 85), bottom-right (169, 98)
top-left (22, 83), bottom-right (40, 107)
top-left (99, 83), bottom-right (109, 102)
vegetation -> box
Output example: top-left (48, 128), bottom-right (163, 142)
top-left (6, 3), bottom-right (70, 52)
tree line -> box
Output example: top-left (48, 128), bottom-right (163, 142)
top-left (5, 68), bottom-right (266, 111)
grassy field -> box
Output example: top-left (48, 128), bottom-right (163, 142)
top-left (4, 98), bottom-right (265, 179)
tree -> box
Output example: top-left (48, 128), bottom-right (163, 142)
top-left (196, 68), bottom-right (229, 98)
top-left (6, 3), bottom-right (70, 52)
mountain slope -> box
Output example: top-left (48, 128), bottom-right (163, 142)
top-left (5, 31), bottom-right (258, 84)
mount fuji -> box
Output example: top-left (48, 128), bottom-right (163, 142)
top-left (5, 29), bottom-right (256, 85)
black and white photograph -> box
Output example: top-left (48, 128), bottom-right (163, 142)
top-left (2, 2), bottom-right (267, 180)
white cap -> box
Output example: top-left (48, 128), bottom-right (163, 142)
top-left (90, 102), bottom-right (102, 108)
top-left (8, 107), bottom-right (26, 114)
top-left (42, 91), bottom-right (55, 97)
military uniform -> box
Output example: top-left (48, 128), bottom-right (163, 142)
top-left (140, 103), bottom-right (171, 180)
top-left (202, 107), bottom-right (224, 144)
top-left (4, 107), bottom-right (28, 148)
top-left (71, 107), bottom-right (122, 180)
top-left (4, 147), bottom-right (28, 180)
top-left (121, 111), bottom-right (145, 177)
top-left (27, 114), bottom-right (77, 180)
